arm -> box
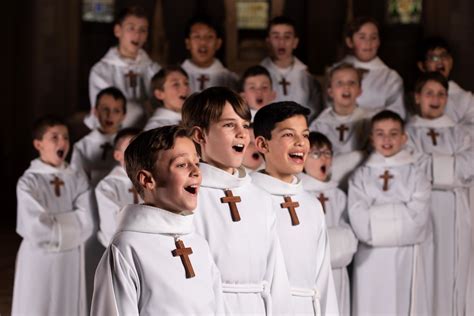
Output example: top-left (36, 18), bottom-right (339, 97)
top-left (348, 168), bottom-right (375, 244)
top-left (95, 179), bottom-right (122, 247)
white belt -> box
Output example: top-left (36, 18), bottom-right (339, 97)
top-left (291, 287), bottom-right (321, 316)
top-left (223, 281), bottom-right (271, 314)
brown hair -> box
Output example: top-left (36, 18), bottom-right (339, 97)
top-left (32, 116), bottom-right (67, 140)
top-left (115, 6), bottom-right (148, 25)
top-left (327, 62), bottom-right (364, 88)
top-left (414, 71), bottom-right (449, 94)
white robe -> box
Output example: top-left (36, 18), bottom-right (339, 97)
top-left (340, 55), bottom-right (406, 118)
top-left (12, 159), bottom-right (94, 316)
top-left (299, 172), bottom-right (358, 316)
top-left (87, 47), bottom-right (161, 129)
top-left (261, 57), bottom-right (322, 118)
top-left (181, 59), bottom-right (239, 93)
top-left (143, 107), bottom-right (181, 131)
top-left (348, 150), bottom-right (434, 316)
top-left (446, 80), bottom-right (474, 125)
top-left (91, 204), bottom-right (226, 315)
top-left (406, 114), bottom-right (474, 316)
top-left (251, 172), bottom-right (339, 316)
top-left (95, 165), bottom-right (142, 247)
top-left (194, 163), bottom-right (293, 315)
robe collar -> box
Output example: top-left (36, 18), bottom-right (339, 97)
top-left (26, 158), bottom-right (72, 175)
top-left (317, 106), bottom-right (370, 124)
top-left (117, 204), bottom-right (194, 235)
top-left (200, 163), bottom-right (251, 189)
top-left (365, 149), bottom-right (416, 168)
top-left (298, 172), bottom-right (339, 191)
top-left (106, 165), bottom-right (128, 179)
top-left (86, 129), bottom-right (116, 143)
top-left (409, 114), bottom-right (455, 128)
top-left (101, 47), bottom-right (153, 68)
top-left (251, 171), bottom-right (303, 196)
top-left (152, 107), bottom-right (181, 121)
top-left (343, 55), bottom-right (387, 70)
top-left (182, 58), bottom-right (225, 73)
top-left (261, 56), bottom-right (307, 74)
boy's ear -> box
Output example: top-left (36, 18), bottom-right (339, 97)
top-left (33, 139), bottom-right (42, 152)
top-left (93, 107), bottom-right (99, 118)
top-left (191, 127), bottom-right (206, 145)
top-left (401, 132), bottom-right (408, 145)
top-left (154, 89), bottom-right (165, 101)
top-left (417, 61), bottom-right (426, 73)
top-left (113, 149), bottom-right (122, 163)
top-left (255, 136), bottom-right (269, 154)
top-left (137, 169), bottom-right (155, 192)
top-left (292, 37), bottom-right (299, 50)
top-left (215, 38), bottom-right (222, 50)
top-left (113, 23), bottom-right (122, 38)
top-left (327, 86), bottom-right (334, 99)
top-left (185, 38), bottom-right (191, 50)
top-left (345, 37), bottom-right (354, 49)
top-left (269, 90), bottom-right (277, 102)
top-left (414, 92), bottom-right (421, 105)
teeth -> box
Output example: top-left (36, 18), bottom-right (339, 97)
top-left (235, 144), bottom-right (244, 148)
top-left (291, 152), bottom-right (303, 157)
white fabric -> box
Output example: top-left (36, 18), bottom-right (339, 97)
top-left (300, 172), bottom-right (358, 316)
top-left (251, 172), bottom-right (339, 316)
top-left (87, 47), bottom-right (160, 129)
top-left (95, 165), bottom-right (142, 247)
top-left (194, 163), bottom-right (293, 315)
top-left (12, 159), bottom-right (94, 316)
top-left (181, 59), bottom-right (239, 93)
top-left (144, 107), bottom-right (182, 131)
top-left (91, 204), bottom-right (226, 315)
top-left (340, 55), bottom-right (406, 118)
top-left (406, 115), bottom-right (474, 315)
top-left (446, 80), bottom-right (474, 125)
top-left (261, 57), bottom-right (322, 117)
top-left (331, 150), bottom-right (366, 191)
top-left (348, 150), bottom-right (434, 316)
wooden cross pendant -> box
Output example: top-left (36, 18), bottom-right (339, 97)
top-left (100, 142), bottom-right (113, 161)
top-left (336, 124), bottom-right (349, 142)
top-left (317, 193), bottom-right (329, 214)
top-left (197, 74), bottom-right (209, 90)
top-left (125, 70), bottom-right (138, 98)
top-left (50, 176), bottom-right (64, 197)
top-left (379, 170), bottom-right (394, 191)
top-left (279, 77), bottom-right (290, 95)
top-left (171, 239), bottom-right (195, 279)
top-left (220, 189), bottom-right (241, 222)
top-left (128, 187), bottom-right (139, 204)
top-left (427, 128), bottom-right (440, 146)
top-left (280, 196), bottom-right (300, 226)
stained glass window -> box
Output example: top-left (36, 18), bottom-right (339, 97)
top-left (387, 0), bottom-right (422, 24)
top-left (237, 0), bottom-right (270, 30)
top-left (82, 0), bottom-right (114, 23)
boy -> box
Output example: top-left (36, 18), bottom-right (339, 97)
top-left (251, 102), bottom-right (339, 315)
top-left (417, 36), bottom-right (474, 125)
top-left (261, 16), bottom-right (322, 118)
top-left (239, 65), bottom-right (276, 119)
top-left (406, 72), bottom-right (473, 316)
top-left (87, 6), bottom-right (160, 129)
top-left (96, 127), bottom-right (142, 247)
top-left (349, 110), bottom-right (433, 315)
top-left (181, 87), bottom-right (292, 314)
top-left (300, 132), bottom-right (358, 316)
top-left (144, 65), bottom-right (190, 131)
top-left (182, 16), bottom-right (238, 93)
top-left (72, 87), bottom-right (126, 187)
top-left (91, 125), bottom-right (226, 315)
top-left (12, 116), bottom-right (93, 316)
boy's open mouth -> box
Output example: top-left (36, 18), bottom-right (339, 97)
top-left (320, 165), bottom-right (327, 174)
top-left (382, 144), bottom-right (393, 150)
top-left (252, 152), bottom-right (260, 161)
top-left (105, 120), bottom-right (114, 126)
top-left (57, 150), bottom-right (65, 159)
top-left (232, 144), bottom-right (245, 153)
top-left (288, 152), bottom-right (304, 163)
top-left (342, 92), bottom-right (351, 99)
top-left (277, 48), bottom-right (286, 55)
top-left (198, 47), bottom-right (208, 54)
top-left (429, 104), bottom-right (441, 110)
top-left (184, 185), bottom-right (198, 195)
top-left (131, 41), bottom-right (140, 47)
top-left (256, 98), bottom-right (264, 105)
top-left (179, 95), bottom-right (187, 101)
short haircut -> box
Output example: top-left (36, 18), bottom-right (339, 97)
top-left (115, 6), bottom-right (148, 25)
top-left (253, 101), bottom-right (310, 140)
top-left (185, 15), bottom-right (222, 39)
top-left (308, 132), bottom-right (333, 151)
top-left (114, 127), bottom-right (142, 149)
top-left (327, 62), bottom-right (363, 87)
top-left (414, 71), bottom-right (449, 94)
top-left (416, 36), bottom-right (451, 63)
top-left (370, 110), bottom-right (405, 132)
top-left (267, 15), bottom-right (298, 37)
top-left (95, 87), bottom-right (127, 114)
top-left (181, 87), bottom-right (251, 131)
top-left (239, 65), bottom-right (273, 92)
top-left (32, 116), bottom-right (67, 140)
top-left (125, 125), bottom-right (189, 196)
top-left (345, 16), bottom-right (380, 39)
top-left (150, 65), bottom-right (189, 106)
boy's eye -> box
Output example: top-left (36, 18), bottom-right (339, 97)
top-left (177, 162), bottom-right (188, 168)
top-left (224, 122), bottom-right (235, 128)
top-left (283, 132), bottom-right (293, 137)
top-left (243, 123), bottom-right (250, 129)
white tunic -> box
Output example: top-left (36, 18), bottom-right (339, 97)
top-left (348, 150), bottom-right (434, 316)
top-left (87, 47), bottom-right (161, 129)
top-left (406, 115), bottom-right (474, 316)
top-left (446, 80), bottom-right (474, 125)
top-left (181, 59), bottom-right (239, 93)
top-left (95, 165), bottom-right (142, 247)
top-left (71, 129), bottom-right (117, 187)
top-left (12, 159), bottom-right (93, 316)
top-left (194, 163), bottom-right (293, 315)
top-left (251, 172), bottom-right (339, 316)
top-left (261, 57), bottom-right (322, 118)
top-left (340, 55), bottom-right (406, 118)
top-left (299, 172), bottom-right (358, 316)
top-left (143, 107), bottom-right (181, 131)
top-left (91, 204), bottom-right (226, 315)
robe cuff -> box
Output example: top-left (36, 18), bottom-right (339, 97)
top-left (369, 204), bottom-right (401, 247)
top-left (331, 151), bottom-right (364, 183)
top-left (432, 154), bottom-right (454, 186)
top-left (54, 212), bottom-right (81, 251)
top-left (327, 227), bottom-right (358, 269)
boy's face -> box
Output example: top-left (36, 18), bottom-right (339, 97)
top-left (256, 115), bottom-right (310, 182)
top-left (371, 119), bottom-right (407, 157)
top-left (419, 47), bottom-right (453, 78)
top-left (114, 136), bottom-right (133, 168)
top-left (114, 15), bottom-right (149, 58)
top-left (194, 102), bottom-right (250, 173)
top-left (266, 24), bottom-right (299, 61)
top-left (242, 128), bottom-right (264, 171)
top-left (185, 23), bottom-right (222, 68)
top-left (149, 137), bottom-right (201, 213)
top-left (346, 22), bottom-right (379, 62)
top-left (416, 80), bottom-right (448, 119)
top-left (33, 125), bottom-right (70, 167)
top-left (328, 68), bottom-right (361, 114)
top-left (154, 71), bottom-right (190, 112)
top-left (95, 94), bottom-right (126, 134)
top-left (304, 145), bottom-right (333, 182)
top-left (241, 75), bottom-right (276, 111)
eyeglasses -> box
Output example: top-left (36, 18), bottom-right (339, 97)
top-left (309, 150), bottom-right (333, 159)
top-left (426, 52), bottom-right (450, 62)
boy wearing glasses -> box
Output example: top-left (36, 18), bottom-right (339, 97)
top-left (300, 131), bottom-right (358, 316)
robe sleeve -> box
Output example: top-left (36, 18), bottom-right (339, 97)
top-left (384, 70), bottom-right (406, 119)
top-left (91, 245), bottom-right (141, 316)
top-left (95, 178), bottom-right (122, 247)
top-left (453, 128), bottom-right (474, 186)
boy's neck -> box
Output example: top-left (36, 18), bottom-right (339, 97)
top-left (262, 167), bottom-right (294, 184)
top-left (190, 58), bottom-right (215, 69)
top-left (272, 56), bottom-right (294, 69)
top-left (333, 104), bottom-right (356, 116)
top-left (117, 46), bottom-right (139, 60)
top-left (39, 157), bottom-right (63, 168)
top-left (163, 104), bottom-right (181, 113)
top-left (98, 128), bottom-right (118, 135)
top-left (202, 159), bottom-right (236, 175)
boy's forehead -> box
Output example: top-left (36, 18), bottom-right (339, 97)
top-left (190, 23), bottom-right (217, 35)
top-left (245, 74), bottom-right (271, 85)
top-left (331, 68), bottom-right (358, 80)
top-left (120, 15), bottom-right (148, 26)
top-left (270, 23), bottom-right (295, 35)
top-left (156, 137), bottom-right (197, 164)
top-left (373, 119), bottom-right (402, 131)
top-left (98, 95), bottom-right (125, 108)
top-left (274, 115), bottom-right (308, 131)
